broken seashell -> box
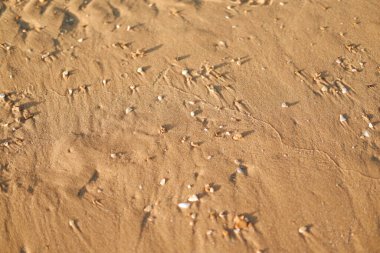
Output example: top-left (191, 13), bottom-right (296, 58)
top-left (204, 184), bottom-right (215, 193)
top-left (125, 107), bottom-right (134, 114)
top-left (233, 215), bottom-right (250, 229)
top-left (339, 114), bottom-right (347, 122)
top-left (144, 205), bottom-right (153, 213)
top-left (362, 130), bottom-right (370, 138)
top-left (232, 133), bottom-right (243, 140)
top-left (159, 178), bottom-right (167, 186)
top-left (188, 194), bottom-right (199, 202)
top-left (137, 67), bottom-right (144, 74)
top-left (178, 202), bottom-right (191, 209)
top-left (181, 69), bottom-right (189, 76)
top-left (298, 226), bottom-right (309, 235)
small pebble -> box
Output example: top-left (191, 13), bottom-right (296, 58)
top-left (159, 178), bottom-right (167, 186)
top-left (188, 194), bottom-right (199, 202)
top-left (178, 202), bottom-right (191, 209)
top-left (181, 69), bottom-right (189, 76)
top-left (125, 107), bottom-right (134, 114)
top-left (362, 130), bottom-right (370, 138)
top-left (339, 114), bottom-right (347, 122)
top-left (298, 226), bottom-right (309, 235)
top-left (281, 102), bottom-right (289, 108)
top-left (137, 67), bottom-right (144, 74)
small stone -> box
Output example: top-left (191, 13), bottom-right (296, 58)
top-left (298, 226), bottom-right (309, 235)
top-left (232, 133), bottom-right (243, 140)
top-left (205, 184), bottom-right (215, 193)
top-left (159, 178), bottom-right (167, 186)
top-left (188, 194), bottom-right (199, 202)
top-left (144, 205), bottom-right (153, 213)
top-left (368, 122), bottom-right (374, 129)
top-left (339, 114), bottom-right (347, 122)
top-left (178, 202), bottom-right (191, 209)
top-left (281, 102), bottom-right (289, 108)
top-left (181, 69), bottom-right (189, 76)
top-left (0, 93), bottom-right (5, 99)
top-left (137, 67), bottom-right (144, 74)
top-left (125, 107), bottom-right (134, 114)
top-left (341, 86), bottom-right (348, 94)
top-left (110, 153), bottom-right (117, 159)
top-left (362, 130), bottom-right (370, 138)
top-left (62, 70), bottom-right (70, 79)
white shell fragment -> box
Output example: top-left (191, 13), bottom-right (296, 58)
top-left (339, 114), bottom-right (347, 122)
top-left (188, 194), bottom-right (199, 202)
top-left (144, 205), bottom-right (153, 213)
top-left (159, 178), bottom-right (167, 186)
top-left (137, 67), bottom-right (144, 74)
top-left (178, 202), bottom-right (191, 209)
top-left (341, 86), bottom-right (348, 94)
top-left (298, 226), bottom-right (309, 235)
top-left (125, 107), bottom-right (134, 114)
top-left (281, 102), bottom-right (289, 108)
top-left (362, 130), bottom-right (370, 138)
top-left (181, 69), bottom-right (189, 76)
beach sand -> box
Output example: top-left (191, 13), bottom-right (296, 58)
top-left (0, 0), bottom-right (379, 252)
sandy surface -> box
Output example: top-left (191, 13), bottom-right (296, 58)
top-left (0, 0), bottom-right (379, 252)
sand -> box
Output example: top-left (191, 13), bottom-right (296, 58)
top-left (0, 0), bottom-right (379, 252)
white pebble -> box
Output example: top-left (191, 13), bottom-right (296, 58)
top-left (125, 107), bottom-right (134, 114)
top-left (339, 114), bottom-right (347, 122)
top-left (362, 130), bottom-right (370, 138)
top-left (188, 194), bottom-right (199, 202)
top-left (159, 178), bottom-right (167, 186)
top-left (281, 102), bottom-right (288, 108)
top-left (181, 69), bottom-right (189, 76)
top-left (0, 93), bottom-right (5, 99)
top-left (298, 226), bottom-right (309, 235)
top-left (178, 202), bottom-right (191, 209)
top-left (137, 67), bottom-right (144, 74)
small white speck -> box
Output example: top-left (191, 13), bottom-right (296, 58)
top-left (341, 86), bottom-right (348, 94)
top-left (281, 102), bottom-right (288, 108)
top-left (181, 69), bottom-right (189, 76)
top-left (178, 202), bottom-right (191, 209)
top-left (188, 194), bottom-right (199, 202)
top-left (362, 130), bottom-right (370, 138)
top-left (0, 94), bottom-right (5, 99)
top-left (137, 67), bottom-right (144, 74)
top-left (368, 122), bottom-right (374, 129)
top-left (159, 178), bottom-right (167, 186)
top-left (339, 114), bottom-right (347, 122)
top-left (298, 226), bottom-right (309, 235)
top-left (125, 107), bottom-right (134, 114)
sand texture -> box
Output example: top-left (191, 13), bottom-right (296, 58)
top-left (0, 0), bottom-right (379, 252)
